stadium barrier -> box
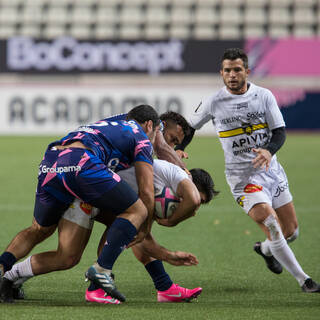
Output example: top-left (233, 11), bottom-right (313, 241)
top-left (0, 37), bottom-right (319, 134)
top-left (0, 81), bottom-right (319, 135)
top-left (0, 83), bottom-right (217, 135)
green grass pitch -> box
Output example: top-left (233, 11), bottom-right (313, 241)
top-left (0, 134), bottom-right (319, 320)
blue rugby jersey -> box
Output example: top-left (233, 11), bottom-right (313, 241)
top-left (49, 118), bottom-right (153, 171)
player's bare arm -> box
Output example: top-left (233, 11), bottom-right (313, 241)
top-left (156, 179), bottom-right (201, 227)
top-left (175, 150), bottom-right (189, 159)
top-left (133, 232), bottom-right (198, 266)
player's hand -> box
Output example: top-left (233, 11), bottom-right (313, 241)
top-left (176, 150), bottom-right (188, 159)
top-left (166, 251), bottom-right (199, 266)
top-left (252, 148), bottom-right (272, 171)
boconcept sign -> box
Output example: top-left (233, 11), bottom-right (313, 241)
top-left (7, 36), bottom-right (185, 75)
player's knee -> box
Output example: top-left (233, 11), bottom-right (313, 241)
top-left (131, 246), bottom-right (153, 265)
top-left (286, 227), bottom-right (299, 243)
top-left (262, 214), bottom-right (284, 241)
top-left (249, 202), bottom-right (271, 224)
top-left (59, 254), bottom-right (82, 270)
top-left (136, 199), bottom-right (148, 216)
top-left (126, 199), bottom-right (148, 222)
top-left (30, 219), bottom-right (56, 241)
top-left (135, 205), bottom-right (148, 227)
top-left (26, 226), bottom-right (53, 244)
top-left (139, 203), bottom-right (148, 221)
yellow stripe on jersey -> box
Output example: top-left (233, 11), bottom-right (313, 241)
top-left (219, 123), bottom-right (268, 138)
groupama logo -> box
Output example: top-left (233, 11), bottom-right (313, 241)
top-left (40, 164), bottom-right (81, 174)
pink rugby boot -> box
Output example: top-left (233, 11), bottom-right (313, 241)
top-left (85, 288), bottom-right (121, 304)
top-left (157, 283), bottom-right (202, 302)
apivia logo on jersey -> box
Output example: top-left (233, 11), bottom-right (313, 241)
top-left (232, 132), bottom-right (269, 156)
top-left (6, 36), bottom-right (184, 75)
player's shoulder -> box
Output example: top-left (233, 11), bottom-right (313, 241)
top-left (250, 82), bottom-right (274, 98)
top-left (153, 160), bottom-right (189, 190)
top-left (207, 87), bottom-right (226, 103)
top-left (105, 113), bottom-right (127, 121)
top-left (154, 159), bottom-right (186, 175)
top-left (198, 88), bottom-right (226, 112)
top-left (123, 119), bottom-right (149, 139)
top-left (154, 159), bottom-right (180, 171)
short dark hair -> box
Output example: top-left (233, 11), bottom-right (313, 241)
top-left (221, 48), bottom-right (248, 69)
top-left (126, 104), bottom-right (160, 130)
top-left (160, 111), bottom-right (191, 136)
top-left (190, 168), bottom-right (219, 203)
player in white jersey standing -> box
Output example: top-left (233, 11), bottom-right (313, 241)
top-left (176, 48), bottom-right (320, 293)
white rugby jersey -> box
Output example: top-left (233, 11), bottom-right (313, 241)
top-left (118, 159), bottom-right (189, 194)
top-left (189, 82), bottom-right (285, 171)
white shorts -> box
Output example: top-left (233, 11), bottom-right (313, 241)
top-left (62, 199), bottom-right (99, 230)
top-left (226, 161), bottom-right (293, 214)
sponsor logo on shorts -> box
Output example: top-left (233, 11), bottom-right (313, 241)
top-left (244, 184), bottom-right (263, 193)
top-left (40, 164), bottom-right (81, 174)
top-left (274, 181), bottom-right (289, 198)
top-left (237, 196), bottom-right (245, 207)
top-left (80, 202), bottom-right (93, 215)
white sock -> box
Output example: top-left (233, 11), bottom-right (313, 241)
top-left (261, 239), bottom-right (272, 256)
top-left (262, 227), bottom-right (299, 257)
top-left (263, 215), bottom-right (309, 286)
top-left (94, 262), bottom-right (112, 275)
top-left (4, 256), bottom-right (34, 283)
top-left (269, 238), bottom-right (309, 286)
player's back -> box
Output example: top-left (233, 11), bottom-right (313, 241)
top-left (118, 159), bottom-right (189, 195)
top-left (50, 118), bottom-right (153, 172)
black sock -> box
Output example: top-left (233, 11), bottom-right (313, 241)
top-left (145, 260), bottom-right (173, 291)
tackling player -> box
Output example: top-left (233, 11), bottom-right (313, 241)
top-left (176, 48), bottom-right (320, 293)
top-left (89, 160), bottom-right (217, 303)
top-left (0, 110), bottom-right (208, 303)
top-left (1, 160), bottom-right (218, 304)
top-left (0, 105), bottom-right (160, 302)
top-left (103, 110), bottom-right (191, 171)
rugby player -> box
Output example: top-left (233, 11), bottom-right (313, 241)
top-left (2, 160), bottom-right (218, 304)
top-left (176, 48), bottom-right (320, 293)
top-left (0, 105), bottom-right (160, 302)
top-left (83, 160), bottom-right (217, 303)
top-left (102, 110), bottom-right (190, 171)
top-left (0, 110), bottom-right (201, 303)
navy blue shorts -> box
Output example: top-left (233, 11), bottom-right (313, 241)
top-left (34, 147), bottom-right (138, 227)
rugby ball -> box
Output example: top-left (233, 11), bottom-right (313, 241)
top-left (154, 187), bottom-right (180, 219)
